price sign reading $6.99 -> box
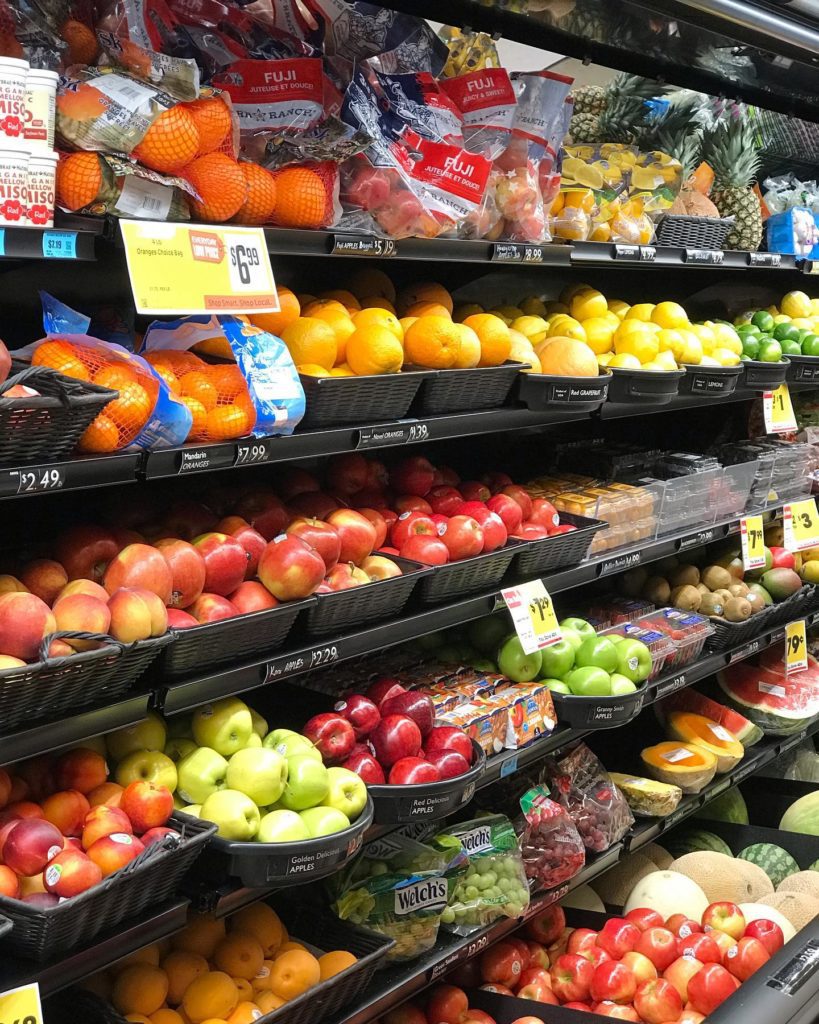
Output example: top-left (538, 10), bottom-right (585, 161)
top-left (502, 580), bottom-right (562, 654)
top-left (740, 514), bottom-right (765, 571)
top-left (0, 983), bottom-right (42, 1024)
top-left (786, 620), bottom-right (808, 674)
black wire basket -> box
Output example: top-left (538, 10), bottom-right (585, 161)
top-left (655, 214), bottom-right (733, 249)
top-left (297, 370), bottom-right (429, 428)
top-left (409, 362), bottom-right (521, 415)
top-left (415, 542), bottom-right (522, 605)
top-left (509, 513), bottom-right (605, 577)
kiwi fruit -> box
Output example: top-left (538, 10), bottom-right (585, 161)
top-left (671, 584), bottom-right (702, 611)
top-left (699, 592), bottom-right (725, 617)
top-left (696, 583), bottom-right (711, 597)
top-left (701, 565), bottom-right (732, 591)
top-left (714, 588), bottom-right (733, 603)
top-left (670, 564), bottom-right (700, 588)
top-left (724, 596), bottom-right (752, 622)
top-left (728, 581), bottom-right (750, 598)
top-left (621, 566), bottom-right (649, 597)
top-left (656, 555), bottom-right (679, 574)
top-left (643, 576), bottom-right (671, 605)
top-left (716, 553), bottom-right (745, 579)
top-left (746, 591), bottom-right (766, 614)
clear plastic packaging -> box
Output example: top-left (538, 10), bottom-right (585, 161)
top-left (600, 621), bottom-right (676, 680)
top-left (637, 609), bottom-right (715, 666)
top-left (517, 785), bottom-right (585, 891)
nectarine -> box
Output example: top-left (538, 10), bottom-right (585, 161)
top-left (0, 591), bottom-right (57, 661)
top-left (104, 544), bottom-right (173, 604)
top-left (53, 594), bottom-right (111, 647)
top-left (20, 558), bottom-right (68, 605)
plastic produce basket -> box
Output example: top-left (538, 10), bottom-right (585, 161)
top-left (414, 542), bottom-right (523, 605)
top-left (737, 358), bottom-right (790, 391)
top-left (410, 362), bottom-right (520, 414)
top-left (606, 367), bottom-right (684, 405)
top-left (705, 606), bottom-right (777, 651)
top-left (369, 740), bottom-right (485, 823)
top-left (514, 368), bottom-right (610, 412)
top-left (765, 584), bottom-right (819, 627)
top-left (0, 630), bottom-right (172, 732)
top-left (304, 558), bottom-right (432, 638)
top-left (786, 354), bottom-right (819, 383)
top-left (158, 598), bottom-right (314, 679)
top-left (297, 370), bottom-right (430, 428)
top-left (509, 513), bottom-right (605, 577)
top-left (678, 363), bottom-right (743, 397)
top-left (185, 798), bottom-right (374, 888)
top-left (0, 363), bottom-right (117, 465)
top-left (0, 815), bottom-right (215, 960)
top-left (654, 214), bottom-right (733, 249)
top-left (550, 684), bottom-right (646, 729)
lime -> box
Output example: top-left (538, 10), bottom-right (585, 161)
top-left (757, 339), bottom-right (783, 363)
top-left (740, 354), bottom-right (751, 362)
top-left (773, 322), bottom-right (801, 343)
top-left (781, 338), bottom-right (802, 356)
top-left (797, 328), bottom-right (813, 343)
top-left (741, 336), bottom-right (760, 359)
top-left (802, 334), bottom-right (819, 357)
top-left (737, 324), bottom-right (761, 338)
top-left (752, 310), bottom-right (775, 332)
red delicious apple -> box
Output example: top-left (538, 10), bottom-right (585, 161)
top-left (334, 695), bottom-right (380, 738)
top-left (276, 467), bottom-right (320, 501)
top-left (44, 848), bottom-right (102, 897)
top-left (394, 495), bottom-right (433, 515)
top-left (550, 954), bottom-right (594, 1002)
top-left (355, 509), bottom-right (388, 549)
top-left (528, 498), bottom-right (560, 530)
top-left (399, 534), bottom-right (449, 565)
top-left (526, 904), bottom-right (566, 945)
top-left (390, 511), bottom-right (437, 549)
top-left (597, 919), bottom-right (641, 959)
top-left (480, 941), bottom-right (526, 987)
top-left (103, 544), bottom-right (173, 604)
top-left (467, 508), bottom-right (508, 552)
top-left (723, 936), bottom-right (770, 981)
top-left (637, 928), bottom-right (682, 973)
top-left (258, 535), bottom-right (325, 601)
top-left (590, 962), bottom-right (637, 1005)
top-left (460, 481), bottom-right (491, 502)
top-left (326, 452), bottom-right (371, 496)
top-left (191, 533), bottom-right (246, 596)
top-left (388, 757), bottom-right (440, 784)
top-left (626, 909), bottom-right (664, 933)
top-left (360, 555), bottom-right (402, 580)
top-left (390, 457), bottom-right (435, 497)
top-left (501, 484), bottom-right (533, 519)
top-left (486, 493), bottom-right (524, 532)
top-left (4, 819), bottom-right (64, 875)
top-left (303, 713), bottom-right (356, 764)
top-left (437, 466), bottom-right (460, 487)
top-left (425, 749), bottom-right (470, 779)
top-left (155, 538), bottom-right (206, 608)
top-left (634, 978), bottom-right (683, 1024)
top-left (678, 933), bottom-right (722, 964)
top-left (452, 500), bottom-right (489, 518)
top-left (343, 749), bottom-right (386, 784)
top-left (440, 516), bottom-right (484, 560)
top-left (215, 517), bottom-right (267, 579)
top-left (366, 678), bottom-right (407, 708)
top-left (380, 691), bottom-right (434, 737)
top-left (743, 919), bottom-right (784, 957)
top-left (187, 593), bottom-right (238, 623)
top-left (234, 489), bottom-right (290, 540)
top-left (55, 524), bottom-right (119, 582)
top-left (370, 714), bottom-right (422, 767)
top-left (686, 963), bottom-right (739, 1016)
top-left (286, 517), bottom-right (342, 573)
top-left (427, 486), bottom-right (464, 517)
top-left (701, 902), bottom-right (746, 940)
top-left (326, 510), bottom-right (377, 565)
top-left (425, 726), bottom-right (473, 763)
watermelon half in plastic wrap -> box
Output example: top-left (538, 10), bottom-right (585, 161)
top-left (717, 654), bottom-right (819, 736)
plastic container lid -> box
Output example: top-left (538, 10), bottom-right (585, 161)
top-left (26, 69), bottom-right (59, 86)
top-left (0, 57), bottom-right (30, 71)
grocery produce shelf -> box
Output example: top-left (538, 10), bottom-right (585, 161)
top-left (0, 451), bottom-right (141, 502)
top-left (0, 225), bottom-right (97, 263)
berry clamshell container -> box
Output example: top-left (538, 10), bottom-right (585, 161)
top-left (599, 621), bottom-right (676, 681)
top-left (636, 608), bottom-right (715, 666)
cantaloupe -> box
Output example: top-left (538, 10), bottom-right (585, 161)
top-left (641, 843), bottom-right (674, 870)
top-left (624, 870), bottom-right (709, 920)
top-left (593, 853), bottom-right (657, 907)
top-left (670, 851), bottom-right (769, 903)
top-left (560, 884), bottom-right (606, 913)
top-left (740, 902), bottom-right (796, 942)
top-left (666, 712), bottom-right (744, 773)
top-left (734, 859), bottom-right (776, 900)
top-left (641, 742), bottom-right (718, 793)
top-left (777, 871), bottom-right (819, 899)
top-left (759, 891), bottom-right (819, 932)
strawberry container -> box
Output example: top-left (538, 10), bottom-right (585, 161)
top-left (637, 608), bottom-right (715, 666)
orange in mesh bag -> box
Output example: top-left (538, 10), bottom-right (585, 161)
top-left (143, 350), bottom-right (256, 443)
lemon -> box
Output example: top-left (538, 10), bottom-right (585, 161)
top-left (581, 317), bottom-right (615, 354)
top-left (811, 299), bottom-right (819, 316)
top-left (494, 305), bottom-right (525, 321)
top-left (690, 324), bottom-right (716, 352)
top-left (570, 289), bottom-right (608, 321)
top-left (609, 352), bottom-right (641, 369)
top-left (680, 334), bottom-right (703, 365)
top-left (613, 322), bottom-right (659, 363)
top-left (545, 301), bottom-right (570, 316)
top-left (520, 296), bottom-right (548, 317)
top-left (453, 303), bottom-right (484, 321)
top-left (602, 311), bottom-right (621, 330)
top-left (641, 360), bottom-right (667, 371)
top-left (712, 323), bottom-right (742, 354)
top-left (654, 350), bottom-right (679, 370)
top-left (791, 317), bottom-right (814, 330)
top-left (781, 290), bottom-right (813, 319)
top-left (651, 301), bottom-right (688, 329)
top-left (699, 354), bottom-right (720, 367)
top-left (656, 329), bottom-right (685, 361)
top-left (773, 314), bottom-right (791, 325)
top-left (548, 316), bottom-right (587, 342)
top-left (488, 309), bottom-right (512, 324)
top-left (625, 303), bottom-right (655, 322)
top-left (511, 316), bottom-right (549, 344)
top-left (608, 299), bottom-right (630, 320)
top-left (712, 347), bottom-right (740, 366)
top-left (597, 352), bottom-right (614, 366)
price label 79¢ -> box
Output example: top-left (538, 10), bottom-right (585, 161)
top-left (786, 620), bottom-right (808, 674)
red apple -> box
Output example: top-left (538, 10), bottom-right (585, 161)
top-left (550, 954), bottom-right (594, 1002)
top-left (226, 581), bottom-right (278, 615)
top-left (467, 508), bottom-right (508, 552)
top-left (87, 832), bottom-right (145, 877)
top-left (44, 848), bottom-right (102, 897)
top-left (394, 495), bottom-right (433, 515)
top-left (388, 757), bottom-right (440, 784)
top-left (425, 749), bottom-right (470, 779)
top-left (325, 563), bottom-right (370, 590)
top-left (289, 491), bottom-right (342, 520)
top-left (620, 952), bottom-right (657, 984)
top-left (0, 592), bottom-right (56, 661)
top-left (326, 510), bottom-right (377, 565)
top-left (634, 978), bottom-right (683, 1024)
top-left (425, 726), bottom-right (473, 763)
top-left (743, 918), bottom-right (784, 957)
top-left (596, 918), bottom-right (641, 959)
top-left (460, 481), bottom-right (491, 502)
top-left (276, 467), bottom-right (320, 502)
top-left (120, 780), bottom-right (174, 833)
top-left (390, 457), bottom-right (436, 497)
top-left (529, 498), bottom-right (560, 530)
top-left (440, 516), bottom-right (484, 560)
top-left (709, 930), bottom-right (737, 958)
top-left (427, 985), bottom-right (467, 1024)
top-left (562, 1003), bottom-right (592, 1014)
top-left (55, 523), bottom-right (118, 582)
top-left (334, 695), bottom-right (380, 738)
top-left (453, 500), bottom-right (490, 518)
top-left (486, 493), bottom-right (524, 532)
top-left (481, 471), bottom-right (513, 493)
top-left (517, 980), bottom-right (557, 1004)
top-left (191, 533), bottom-right (247, 596)
top-left (511, 523), bottom-right (550, 541)
top-left (588, 948), bottom-right (613, 968)
top-left (662, 957), bottom-right (704, 1002)
top-left (678, 932), bottom-right (722, 964)
top-left (427, 486), bottom-right (464, 516)
top-left (686, 963), bottom-right (739, 1016)
top-left (155, 538), bottom-right (207, 608)
top-left (366, 677), bottom-right (406, 707)
top-left (360, 554), bottom-right (402, 580)
top-left (81, 805), bottom-right (132, 849)
top-left (526, 905), bottom-right (566, 945)
top-left (390, 511), bottom-right (437, 549)
top-left (369, 715), bottom-right (422, 767)
top-left (141, 825), bottom-right (176, 847)
top-left (592, 1004), bottom-right (640, 1021)
top-left (666, 916), bottom-right (703, 938)
top-left (352, 488), bottom-right (390, 510)
top-left (399, 534), bottom-right (449, 564)
top-left (380, 691), bottom-right (435, 737)
top-left (723, 936), bottom-right (770, 981)
top-left (590, 962), bottom-right (637, 1005)
top-left (326, 452), bottom-right (371, 496)
top-left (3, 819), bottom-right (63, 875)
top-left (286, 517), bottom-right (342, 572)
top-left (342, 749), bottom-right (386, 784)
top-left (20, 558), bottom-right (68, 605)
top-left (626, 909), bottom-right (664, 933)
top-left (479, 984), bottom-right (514, 996)
top-left (103, 544), bottom-right (173, 604)
top-left (215, 517), bottom-right (267, 579)
top-left (568, 932), bottom-right (601, 959)
top-left (258, 535), bottom-right (325, 601)
top-left (161, 500), bottom-right (217, 540)
top-left (526, 942), bottom-right (550, 970)
top-left (356, 509), bottom-right (388, 549)
top-left (166, 608), bottom-right (198, 629)
top-left (303, 713), bottom-right (356, 764)
top-left (702, 902), bottom-right (745, 940)
top-left (235, 489), bottom-right (290, 540)
top-left (501, 484), bottom-right (533, 519)
top-left (481, 941), bottom-right (526, 987)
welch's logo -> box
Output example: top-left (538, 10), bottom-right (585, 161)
top-left (394, 878), bottom-right (448, 915)
top-left (460, 825), bottom-right (492, 855)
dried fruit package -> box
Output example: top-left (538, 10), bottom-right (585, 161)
top-left (542, 742), bottom-right (634, 852)
top-left (19, 293), bottom-right (191, 452)
top-left (438, 814), bottom-right (530, 934)
top-left (330, 830), bottom-right (467, 961)
top-left (517, 785), bottom-right (586, 891)
top-left (140, 314), bottom-right (305, 439)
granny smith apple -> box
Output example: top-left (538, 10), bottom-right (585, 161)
top-left (538, 638), bottom-right (575, 679)
top-left (469, 656), bottom-right (498, 672)
top-left (200, 788), bottom-right (260, 840)
top-left (299, 805), bottom-right (351, 838)
top-left (615, 638), bottom-right (652, 682)
top-left (566, 666), bottom-right (612, 696)
top-left (179, 804), bottom-right (201, 817)
top-left (560, 626), bottom-right (583, 653)
top-left (244, 733), bottom-right (262, 748)
top-left (279, 754), bottom-right (329, 811)
top-left (575, 636), bottom-right (619, 674)
top-left (115, 749), bottom-right (178, 791)
top-left (325, 766), bottom-right (367, 820)
top-left (263, 731), bottom-right (322, 762)
top-left (176, 746), bottom-right (229, 805)
top-left (226, 747), bottom-right (288, 807)
top-left (164, 737), bottom-right (197, 763)
top-left (559, 617), bottom-right (595, 641)
top-left (250, 709), bottom-right (269, 739)
top-left (467, 613), bottom-right (509, 655)
top-left (257, 808), bottom-right (311, 843)
top-left (610, 673), bottom-right (638, 695)
top-left (543, 679), bottom-right (571, 694)
top-left (606, 634), bottom-right (627, 645)
top-left (106, 710), bottom-right (167, 761)
top-left (497, 634), bottom-right (542, 682)
top-left (192, 696), bottom-right (253, 756)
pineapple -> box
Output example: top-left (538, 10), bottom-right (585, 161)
top-left (704, 117), bottom-right (763, 250)
top-left (572, 84), bottom-right (606, 115)
top-left (568, 73), bottom-right (664, 144)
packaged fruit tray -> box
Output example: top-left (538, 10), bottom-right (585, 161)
top-left (737, 358), bottom-right (790, 391)
top-left (514, 367), bottom-right (611, 413)
top-left (415, 541), bottom-right (523, 605)
top-left (0, 630), bottom-right (172, 732)
top-left (0, 363), bottom-right (117, 466)
top-left (635, 609), bottom-right (715, 666)
top-left (184, 797), bottom-right (374, 888)
top-left (158, 597), bottom-right (315, 680)
top-left (550, 683), bottom-right (647, 729)
top-left (409, 361), bottom-right (521, 415)
top-left (606, 366), bottom-right (685, 406)
top-left (510, 513), bottom-right (606, 577)
top-left (0, 815), bottom-right (215, 960)
top-left (303, 557), bottom-right (432, 639)
top-left (368, 740), bottom-right (485, 823)
top-left (297, 369), bottom-right (431, 429)
top-left (678, 362), bottom-right (743, 397)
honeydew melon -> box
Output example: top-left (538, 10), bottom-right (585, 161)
top-left (739, 902), bottom-right (796, 942)
top-left (624, 869), bottom-right (709, 920)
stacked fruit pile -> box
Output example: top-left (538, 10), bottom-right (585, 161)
top-left (736, 290), bottom-right (819, 360)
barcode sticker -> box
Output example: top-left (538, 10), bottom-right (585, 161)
top-left (662, 747), bottom-right (692, 763)
top-left (91, 74), bottom-right (155, 111)
top-left (115, 176), bottom-right (173, 221)
top-left (759, 681), bottom-right (786, 697)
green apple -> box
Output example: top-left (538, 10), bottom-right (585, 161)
top-left (606, 634), bottom-right (627, 645)
top-left (467, 613), bottom-right (509, 655)
top-left (615, 638), bottom-right (652, 682)
top-left (180, 804), bottom-right (201, 817)
top-left (115, 749), bottom-right (178, 791)
top-left (559, 617), bottom-right (595, 641)
top-left (543, 679), bottom-right (571, 694)
top-left (566, 666), bottom-right (611, 696)
top-left (279, 755), bottom-right (329, 811)
top-left (299, 806), bottom-right (351, 838)
top-left (538, 638), bottom-right (575, 679)
top-left (201, 789), bottom-right (260, 840)
top-left (575, 636), bottom-right (619, 674)
top-left (497, 634), bottom-right (542, 682)
top-left (243, 733), bottom-right (262, 749)
top-left (325, 766), bottom-right (367, 820)
top-left (176, 746), bottom-right (228, 804)
top-left (610, 673), bottom-right (638, 695)
top-left (165, 737), bottom-right (197, 763)
top-left (257, 808), bottom-right (310, 843)
top-left (226, 747), bottom-right (288, 807)
top-left (106, 711), bottom-right (167, 761)
top-left (250, 708), bottom-right (269, 739)
top-left (263, 730), bottom-right (322, 762)
top-left (469, 656), bottom-right (498, 672)
top-left (192, 696), bottom-right (253, 756)
top-left (560, 626), bottom-right (583, 653)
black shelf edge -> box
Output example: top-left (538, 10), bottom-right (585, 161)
top-left (0, 452), bottom-right (141, 502)
top-left (0, 225), bottom-right (97, 263)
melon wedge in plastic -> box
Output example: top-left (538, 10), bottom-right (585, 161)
top-left (717, 654), bottom-right (819, 736)
top-left (666, 711), bottom-right (744, 773)
top-left (656, 687), bottom-right (763, 746)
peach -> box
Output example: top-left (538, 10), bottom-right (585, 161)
top-left (20, 558), bottom-right (68, 605)
top-left (0, 574), bottom-right (27, 594)
top-left (121, 780), bottom-right (174, 833)
top-left (48, 639), bottom-right (75, 658)
top-left (88, 782), bottom-right (124, 808)
top-left (56, 579), bottom-right (109, 603)
top-left (0, 654), bottom-right (25, 669)
top-left (2, 801), bottom-right (43, 821)
top-left (16, 754), bottom-right (55, 801)
top-left (155, 539), bottom-right (206, 609)
top-left (44, 848), bottom-right (102, 897)
top-left (54, 523), bottom-right (119, 582)
top-left (226, 581), bottom-right (278, 615)
top-left (0, 864), bottom-right (20, 897)
top-left (104, 544), bottom-right (173, 604)
top-left (42, 789), bottom-right (91, 836)
top-left (7, 776), bottom-right (29, 802)
top-left (53, 594), bottom-right (111, 646)
top-left (55, 747), bottom-right (109, 794)
top-left (81, 804), bottom-right (132, 850)
top-left (18, 871), bottom-right (47, 896)
top-left (0, 591), bottom-right (57, 661)
top-left (87, 831), bottom-right (145, 876)
top-left (187, 593), bottom-right (238, 624)
top-left (108, 588), bottom-right (168, 643)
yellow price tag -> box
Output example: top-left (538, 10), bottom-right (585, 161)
top-left (763, 384), bottom-right (797, 434)
top-left (784, 497), bottom-right (819, 552)
top-left (786, 619), bottom-right (808, 674)
top-left (502, 580), bottom-right (561, 654)
top-left (120, 219), bottom-right (279, 315)
top-left (0, 982), bottom-right (42, 1024)
top-left (740, 514), bottom-right (765, 571)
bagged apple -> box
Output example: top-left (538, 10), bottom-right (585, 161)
top-left (438, 814), bottom-right (530, 934)
top-left (517, 785), bottom-right (586, 891)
